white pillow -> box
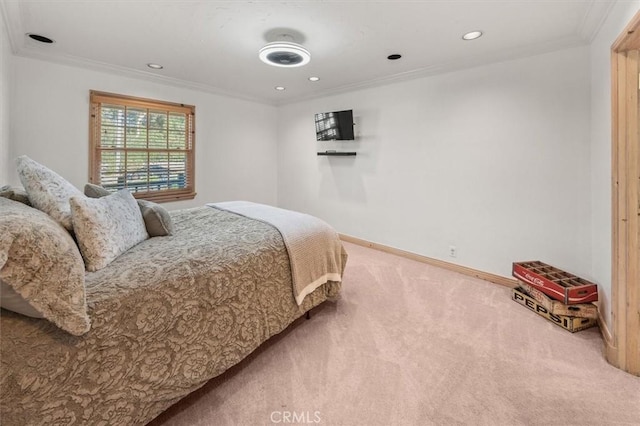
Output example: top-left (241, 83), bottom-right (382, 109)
top-left (0, 279), bottom-right (43, 318)
top-left (70, 189), bottom-right (149, 272)
top-left (16, 155), bottom-right (83, 231)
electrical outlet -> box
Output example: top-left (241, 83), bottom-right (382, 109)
top-left (449, 245), bottom-right (457, 258)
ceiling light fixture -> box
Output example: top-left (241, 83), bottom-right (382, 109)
top-left (27, 33), bottom-right (54, 44)
top-left (275, 86), bottom-right (286, 91)
top-left (147, 63), bottom-right (164, 70)
top-left (259, 35), bottom-right (311, 67)
top-left (309, 76), bottom-right (320, 82)
top-left (462, 31), bottom-right (483, 41)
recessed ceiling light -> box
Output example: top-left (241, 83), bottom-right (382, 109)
top-left (462, 31), bottom-right (483, 41)
top-left (259, 41), bottom-right (311, 67)
top-left (26, 33), bottom-right (54, 44)
top-left (309, 76), bottom-right (320, 82)
top-left (147, 63), bottom-right (164, 70)
top-left (275, 86), bottom-right (286, 91)
top-left (387, 54), bottom-right (402, 60)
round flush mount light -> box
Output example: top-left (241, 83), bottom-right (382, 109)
top-left (27, 33), bottom-right (54, 44)
top-left (462, 30), bottom-right (483, 41)
top-left (147, 63), bottom-right (164, 70)
top-left (259, 41), bottom-right (311, 67)
top-left (387, 54), bottom-right (402, 60)
top-left (309, 76), bottom-right (320, 82)
top-left (275, 86), bottom-right (286, 91)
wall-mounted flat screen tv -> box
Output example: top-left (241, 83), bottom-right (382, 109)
top-left (315, 109), bottom-right (354, 141)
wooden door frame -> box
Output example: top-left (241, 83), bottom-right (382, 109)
top-left (609, 11), bottom-right (640, 376)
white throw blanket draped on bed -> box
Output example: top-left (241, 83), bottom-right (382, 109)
top-left (207, 201), bottom-right (345, 305)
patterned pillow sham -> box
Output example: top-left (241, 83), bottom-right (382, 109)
top-left (16, 155), bottom-right (83, 231)
top-left (84, 183), bottom-right (175, 237)
top-left (70, 189), bottom-right (149, 272)
top-left (0, 197), bottom-right (90, 335)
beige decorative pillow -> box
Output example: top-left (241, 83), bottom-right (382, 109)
top-left (0, 185), bottom-right (31, 206)
top-left (16, 155), bottom-right (83, 231)
top-left (84, 183), bottom-right (174, 237)
top-left (70, 189), bottom-right (149, 271)
top-left (0, 197), bottom-right (90, 335)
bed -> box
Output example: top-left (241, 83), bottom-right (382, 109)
top-left (0, 202), bottom-right (347, 425)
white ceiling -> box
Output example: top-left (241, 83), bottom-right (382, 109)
top-left (0, 0), bottom-right (616, 105)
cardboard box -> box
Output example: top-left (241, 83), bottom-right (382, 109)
top-left (512, 261), bottom-right (598, 304)
top-left (512, 287), bottom-right (597, 333)
top-left (517, 281), bottom-right (598, 319)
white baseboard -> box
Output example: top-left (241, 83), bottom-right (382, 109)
top-left (339, 233), bottom-right (518, 288)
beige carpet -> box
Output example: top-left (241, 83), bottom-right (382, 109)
top-left (150, 242), bottom-right (640, 426)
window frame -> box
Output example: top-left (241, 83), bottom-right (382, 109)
top-left (89, 90), bottom-right (196, 203)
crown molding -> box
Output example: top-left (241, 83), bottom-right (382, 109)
top-left (0, 0), bottom-right (21, 55)
top-left (577, 0), bottom-right (617, 42)
top-left (14, 48), bottom-right (276, 106)
top-left (277, 35), bottom-right (588, 106)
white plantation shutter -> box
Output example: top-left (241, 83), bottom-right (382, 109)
top-left (89, 91), bottom-right (196, 203)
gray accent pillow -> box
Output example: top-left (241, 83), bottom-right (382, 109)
top-left (84, 183), bottom-right (174, 237)
top-left (16, 155), bottom-right (83, 231)
top-left (137, 200), bottom-right (175, 236)
top-left (70, 189), bottom-right (149, 271)
top-left (0, 197), bottom-right (90, 335)
top-left (83, 182), bottom-right (111, 198)
top-left (0, 185), bottom-right (31, 206)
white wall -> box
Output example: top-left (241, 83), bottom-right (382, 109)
top-left (590, 1), bottom-right (640, 331)
top-left (9, 56), bottom-right (278, 209)
top-left (0, 12), bottom-right (10, 184)
top-left (5, 4), bottom-right (632, 333)
top-left (278, 46), bottom-right (592, 280)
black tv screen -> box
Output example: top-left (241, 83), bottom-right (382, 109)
top-left (315, 110), bottom-right (354, 141)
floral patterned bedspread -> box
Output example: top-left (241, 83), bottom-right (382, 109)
top-left (0, 206), bottom-right (343, 425)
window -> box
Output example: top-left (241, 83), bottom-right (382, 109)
top-left (89, 91), bottom-right (196, 203)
